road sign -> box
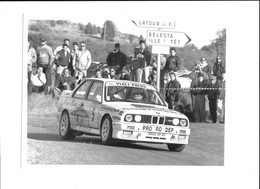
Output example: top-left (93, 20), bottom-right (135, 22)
top-left (132, 20), bottom-right (175, 29)
top-left (152, 45), bottom-right (169, 54)
top-left (146, 30), bottom-right (191, 47)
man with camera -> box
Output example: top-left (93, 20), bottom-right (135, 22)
top-left (28, 66), bottom-right (47, 95)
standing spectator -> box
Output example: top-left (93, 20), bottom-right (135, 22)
top-left (140, 40), bottom-right (152, 82)
top-left (129, 45), bottom-right (146, 82)
top-left (28, 66), bottom-right (47, 94)
top-left (217, 73), bottom-right (226, 123)
top-left (152, 54), bottom-right (166, 89)
top-left (27, 40), bottom-right (37, 81)
top-left (106, 43), bottom-right (127, 77)
top-left (213, 56), bottom-right (225, 84)
top-left (207, 75), bottom-right (220, 123)
top-left (165, 71), bottom-right (181, 110)
top-left (191, 73), bottom-right (208, 122)
top-left (70, 42), bottom-right (79, 76)
top-left (36, 37), bottom-right (54, 94)
top-left (54, 44), bottom-right (71, 75)
top-left (75, 41), bottom-right (92, 78)
top-left (164, 47), bottom-right (183, 74)
top-left (198, 57), bottom-right (212, 82)
top-left (53, 38), bottom-right (70, 56)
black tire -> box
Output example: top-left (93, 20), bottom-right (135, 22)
top-left (59, 111), bottom-right (76, 140)
top-left (100, 115), bottom-right (113, 145)
top-left (167, 144), bottom-right (186, 152)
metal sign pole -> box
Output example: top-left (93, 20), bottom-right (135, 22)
top-left (157, 53), bottom-right (160, 91)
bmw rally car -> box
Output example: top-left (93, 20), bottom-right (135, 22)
top-left (57, 78), bottom-right (190, 152)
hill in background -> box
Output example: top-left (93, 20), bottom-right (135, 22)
top-left (28, 20), bottom-right (226, 70)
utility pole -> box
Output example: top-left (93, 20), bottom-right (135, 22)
top-left (103, 21), bottom-right (106, 42)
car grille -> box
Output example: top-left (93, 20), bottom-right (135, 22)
top-left (152, 116), bottom-right (165, 125)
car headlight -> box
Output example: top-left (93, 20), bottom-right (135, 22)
top-left (125, 114), bottom-right (133, 122)
top-left (172, 118), bottom-right (179, 125)
top-left (134, 115), bottom-right (142, 122)
top-left (180, 119), bottom-right (188, 127)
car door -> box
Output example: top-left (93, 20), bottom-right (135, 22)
top-left (86, 81), bottom-right (103, 129)
top-left (70, 80), bottom-right (93, 128)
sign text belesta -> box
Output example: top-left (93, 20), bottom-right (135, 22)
top-left (132, 20), bottom-right (175, 29)
top-left (146, 30), bottom-right (191, 47)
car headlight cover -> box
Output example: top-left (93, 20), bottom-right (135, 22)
top-left (180, 119), bottom-right (187, 126)
top-left (125, 114), bottom-right (133, 122)
top-left (172, 118), bottom-right (179, 125)
top-left (134, 115), bottom-right (142, 122)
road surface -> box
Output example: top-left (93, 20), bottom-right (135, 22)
top-left (27, 114), bottom-right (224, 165)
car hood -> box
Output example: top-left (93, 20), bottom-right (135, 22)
top-left (106, 102), bottom-right (187, 119)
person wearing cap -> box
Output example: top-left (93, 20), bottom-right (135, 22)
top-left (213, 56), bottom-right (225, 84)
top-left (36, 37), bottom-right (54, 94)
top-left (207, 75), bottom-right (220, 123)
top-left (191, 73), bottom-right (208, 123)
top-left (129, 45), bottom-right (146, 82)
top-left (164, 47), bottom-right (183, 74)
top-left (139, 40), bottom-right (152, 82)
top-left (74, 41), bottom-right (92, 78)
top-left (106, 43), bottom-right (127, 77)
top-left (165, 71), bottom-right (181, 110)
top-left (28, 66), bottom-right (47, 95)
top-left (27, 40), bottom-right (37, 82)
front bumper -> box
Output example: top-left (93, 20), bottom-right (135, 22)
top-left (112, 122), bottom-right (190, 144)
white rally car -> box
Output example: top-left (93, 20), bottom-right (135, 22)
top-left (57, 78), bottom-right (190, 152)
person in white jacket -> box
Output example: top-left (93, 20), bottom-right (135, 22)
top-left (74, 41), bottom-right (92, 78)
top-left (28, 67), bottom-right (47, 94)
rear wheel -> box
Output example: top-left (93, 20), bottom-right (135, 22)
top-left (167, 144), bottom-right (186, 152)
top-left (59, 111), bottom-right (76, 140)
top-left (100, 115), bottom-right (113, 145)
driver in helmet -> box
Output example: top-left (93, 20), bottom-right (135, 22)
top-left (131, 88), bottom-right (145, 101)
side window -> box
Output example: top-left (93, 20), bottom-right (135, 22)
top-left (73, 80), bottom-right (92, 99)
top-left (87, 82), bottom-right (103, 103)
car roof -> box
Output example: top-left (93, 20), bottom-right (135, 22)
top-left (83, 78), bottom-right (156, 90)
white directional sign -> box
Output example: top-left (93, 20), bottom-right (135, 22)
top-left (146, 30), bottom-right (191, 47)
top-left (132, 20), bottom-right (175, 29)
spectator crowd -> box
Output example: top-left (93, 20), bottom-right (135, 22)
top-left (27, 37), bottom-right (225, 123)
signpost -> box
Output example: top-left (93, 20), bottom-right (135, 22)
top-left (132, 20), bottom-right (175, 29)
top-left (132, 20), bottom-right (191, 91)
top-left (146, 30), bottom-right (191, 47)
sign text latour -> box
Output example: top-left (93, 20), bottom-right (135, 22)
top-left (138, 20), bottom-right (175, 29)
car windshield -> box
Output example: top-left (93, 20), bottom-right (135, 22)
top-left (105, 82), bottom-right (166, 106)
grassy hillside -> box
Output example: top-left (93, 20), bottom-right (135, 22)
top-left (28, 20), bottom-right (226, 70)
top-left (28, 20), bottom-right (138, 62)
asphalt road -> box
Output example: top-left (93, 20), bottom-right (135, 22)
top-left (27, 114), bottom-right (224, 165)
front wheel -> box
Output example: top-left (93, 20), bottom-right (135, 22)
top-left (59, 111), bottom-right (76, 140)
top-left (100, 115), bottom-right (113, 145)
top-left (167, 144), bottom-right (186, 152)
